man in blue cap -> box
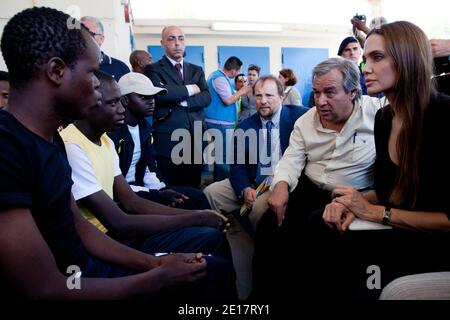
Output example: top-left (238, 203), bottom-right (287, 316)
top-left (337, 36), bottom-right (367, 95)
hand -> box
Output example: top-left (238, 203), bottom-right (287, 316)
top-left (350, 17), bottom-right (370, 34)
top-left (159, 189), bottom-right (189, 207)
top-left (331, 185), bottom-right (381, 222)
top-left (198, 210), bottom-right (230, 231)
top-left (243, 187), bottom-right (256, 209)
top-left (322, 201), bottom-right (355, 233)
top-left (267, 182), bottom-right (289, 227)
top-left (238, 84), bottom-right (251, 96)
top-left (157, 253), bottom-right (207, 286)
top-left (144, 253), bottom-right (163, 270)
top-left (430, 39), bottom-right (450, 58)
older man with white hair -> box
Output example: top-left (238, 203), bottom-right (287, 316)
top-left (81, 16), bottom-right (130, 80)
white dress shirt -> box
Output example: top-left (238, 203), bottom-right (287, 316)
top-left (272, 95), bottom-right (384, 192)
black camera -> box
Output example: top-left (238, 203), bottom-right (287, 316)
top-left (354, 13), bottom-right (366, 21)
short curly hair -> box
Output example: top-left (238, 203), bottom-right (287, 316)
top-left (1, 7), bottom-right (88, 88)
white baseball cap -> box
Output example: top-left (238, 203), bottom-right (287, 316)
top-left (118, 72), bottom-right (167, 96)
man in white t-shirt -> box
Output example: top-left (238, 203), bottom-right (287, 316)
top-left (108, 72), bottom-right (211, 210)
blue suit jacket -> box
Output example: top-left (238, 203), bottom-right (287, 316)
top-left (229, 105), bottom-right (309, 198)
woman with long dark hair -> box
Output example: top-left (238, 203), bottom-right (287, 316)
top-left (319, 21), bottom-right (450, 299)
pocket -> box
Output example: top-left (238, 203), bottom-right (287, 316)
top-left (352, 134), bottom-right (375, 163)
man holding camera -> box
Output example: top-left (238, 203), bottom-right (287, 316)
top-left (351, 14), bottom-right (387, 49)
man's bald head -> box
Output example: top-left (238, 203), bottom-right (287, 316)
top-left (161, 25), bottom-right (183, 39)
top-left (160, 26), bottom-right (185, 62)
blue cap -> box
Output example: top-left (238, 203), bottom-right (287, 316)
top-left (338, 36), bottom-right (358, 56)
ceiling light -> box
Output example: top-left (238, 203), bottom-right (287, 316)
top-left (211, 22), bottom-right (282, 32)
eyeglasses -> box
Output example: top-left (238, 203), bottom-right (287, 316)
top-left (88, 30), bottom-right (103, 37)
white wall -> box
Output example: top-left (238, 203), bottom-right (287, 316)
top-left (0, 0), bottom-right (132, 71)
top-left (133, 22), bottom-right (352, 78)
top-left (0, 0), bottom-right (354, 76)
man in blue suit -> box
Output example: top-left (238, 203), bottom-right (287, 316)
top-left (203, 75), bottom-right (307, 299)
top-left (144, 26), bottom-right (211, 188)
top-left (204, 75), bottom-right (307, 230)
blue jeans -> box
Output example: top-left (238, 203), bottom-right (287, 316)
top-left (114, 226), bottom-right (230, 257)
top-left (205, 122), bottom-right (234, 182)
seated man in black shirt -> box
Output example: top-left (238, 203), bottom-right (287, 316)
top-left (0, 7), bottom-right (235, 300)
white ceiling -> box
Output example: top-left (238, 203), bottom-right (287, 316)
top-left (130, 0), bottom-right (450, 38)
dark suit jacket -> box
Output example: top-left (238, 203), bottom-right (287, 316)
top-left (100, 52), bottom-right (130, 80)
top-left (229, 105), bottom-right (309, 198)
top-left (144, 56), bottom-right (211, 158)
top-left (107, 121), bottom-right (162, 186)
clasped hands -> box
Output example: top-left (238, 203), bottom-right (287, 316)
top-left (323, 185), bottom-right (377, 233)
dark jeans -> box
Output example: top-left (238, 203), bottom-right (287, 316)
top-left (111, 226), bottom-right (232, 259)
top-left (205, 122), bottom-right (234, 182)
top-left (136, 185), bottom-right (211, 210)
top-left (156, 156), bottom-right (203, 188)
top-left (83, 226), bottom-right (237, 299)
top-left (83, 255), bottom-right (237, 300)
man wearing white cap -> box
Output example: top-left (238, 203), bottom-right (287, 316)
top-left (108, 72), bottom-right (211, 210)
top-left (60, 71), bottom-right (234, 263)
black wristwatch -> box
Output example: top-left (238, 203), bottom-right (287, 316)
top-left (382, 206), bottom-right (391, 225)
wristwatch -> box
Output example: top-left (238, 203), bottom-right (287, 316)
top-left (382, 206), bottom-right (391, 225)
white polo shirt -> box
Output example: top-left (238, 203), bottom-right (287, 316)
top-left (272, 95), bottom-right (385, 192)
